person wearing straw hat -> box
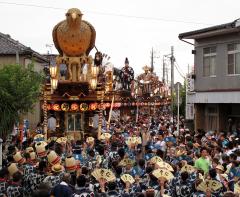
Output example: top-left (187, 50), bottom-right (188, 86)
top-left (47, 150), bottom-right (61, 166)
top-left (0, 168), bottom-right (9, 197)
top-left (22, 152), bottom-right (35, 174)
top-left (13, 152), bottom-right (26, 165)
top-left (65, 156), bottom-right (77, 173)
top-left (7, 163), bottom-right (19, 177)
top-left (6, 171), bottom-right (23, 197)
top-left (43, 163), bottom-right (64, 189)
top-left (21, 152), bottom-right (36, 195)
top-left (35, 141), bottom-right (47, 158)
top-left (25, 160), bottom-right (48, 195)
top-left (29, 152), bottom-right (38, 166)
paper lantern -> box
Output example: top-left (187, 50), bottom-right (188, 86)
top-left (123, 103), bottom-right (128, 107)
top-left (132, 102), bottom-right (135, 106)
top-left (71, 103), bottom-right (79, 111)
top-left (80, 103), bottom-right (88, 111)
top-left (89, 103), bottom-right (97, 111)
top-left (52, 104), bottom-right (60, 111)
top-left (61, 103), bottom-right (70, 111)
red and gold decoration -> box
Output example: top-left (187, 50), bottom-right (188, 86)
top-left (80, 103), bottom-right (88, 111)
top-left (89, 103), bottom-right (97, 111)
top-left (44, 101), bottom-right (162, 112)
top-left (52, 104), bottom-right (61, 111)
top-left (61, 103), bottom-right (70, 111)
top-left (71, 103), bottom-right (79, 111)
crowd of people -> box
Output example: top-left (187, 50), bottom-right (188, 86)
top-left (1, 110), bottom-right (240, 197)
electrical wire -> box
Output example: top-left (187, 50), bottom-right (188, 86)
top-left (175, 59), bottom-right (185, 74)
top-left (174, 63), bottom-right (185, 79)
top-left (0, 1), bottom-right (213, 25)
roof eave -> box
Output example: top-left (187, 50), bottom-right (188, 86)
top-left (179, 21), bottom-right (236, 40)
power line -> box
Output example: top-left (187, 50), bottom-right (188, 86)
top-left (174, 63), bottom-right (185, 79)
top-left (0, 1), bottom-right (213, 25)
top-left (175, 60), bottom-right (186, 76)
top-left (0, 1), bottom-right (64, 10)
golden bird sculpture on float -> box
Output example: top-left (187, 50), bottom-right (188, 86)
top-left (52, 8), bottom-right (96, 81)
top-left (52, 8), bottom-right (96, 57)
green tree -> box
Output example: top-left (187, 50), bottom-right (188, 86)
top-left (0, 64), bottom-right (44, 137)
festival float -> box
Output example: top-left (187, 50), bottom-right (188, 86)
top-left (41, 8), bottom-right (127, 140)
top-left (135, 65), bottom-right (169, 116)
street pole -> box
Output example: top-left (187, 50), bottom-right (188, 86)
top-left (163, 57), bottom-right (165, 84)
top-left (185, 64), bottom-right (189, 120)
top-left (0, 138), bottom-right (2, 169)
top-left (170, 46), bottom-right (174, 123)
top-left (151, 47), bottom-right (154, 73)
top-left (177, 83), bottom-right (180, 135)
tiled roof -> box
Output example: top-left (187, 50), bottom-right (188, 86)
top-left (0, 32), bottom-right (48, 62)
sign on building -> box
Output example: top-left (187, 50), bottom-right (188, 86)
top-left (186, 103), bottom-right (194, 120)
top-left (186, 74), bottom-right (194, 92)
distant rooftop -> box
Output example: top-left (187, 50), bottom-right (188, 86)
top-left (179, 19), bottom-right (240, 40)
top-left (0, 32), bottom-right (48, 63)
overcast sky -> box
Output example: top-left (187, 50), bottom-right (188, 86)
top-left (0, 0), bottom-right (240, 83)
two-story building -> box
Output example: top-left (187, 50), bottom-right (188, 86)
top-left (0, 32), bottom-right (48, 130)
top-left (179, 19), bottom-right (240, 132)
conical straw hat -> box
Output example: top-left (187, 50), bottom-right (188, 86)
top-left (65, 156), bottom-right (77, 172)
top-left (8, 163), bottom-right (19, 176)
top-left (47, 151), bottom-right (61, 166)
top-left (35, 141), bottom-right (47, 157)
top-left (13, 152), bottom-right (26, 165)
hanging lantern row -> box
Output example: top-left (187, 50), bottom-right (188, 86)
top-left (42, 102), bottom-right (164, 111)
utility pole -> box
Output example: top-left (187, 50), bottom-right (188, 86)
top-left (185, 64), bottom-right (189, 120)
top-left (177, 82), bottom-right (180, 135)
top-left (162, 58), bottom-right (165, 83)
top-left (170, 46), bottom-right (174, 123)
top-left (166, 67), bottom-right (169, 85)
top-left (151, 47), bottom-right (154, 73)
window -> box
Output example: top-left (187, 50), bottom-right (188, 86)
top-left (227, 43), bottom-right (240, 75)
top-left (203, 47), bottom-right (216, 76)
top-left (67, 113), bottom-right (82, 131)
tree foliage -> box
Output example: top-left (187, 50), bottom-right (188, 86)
top-left (0, 64), bottom-right (44, 137)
